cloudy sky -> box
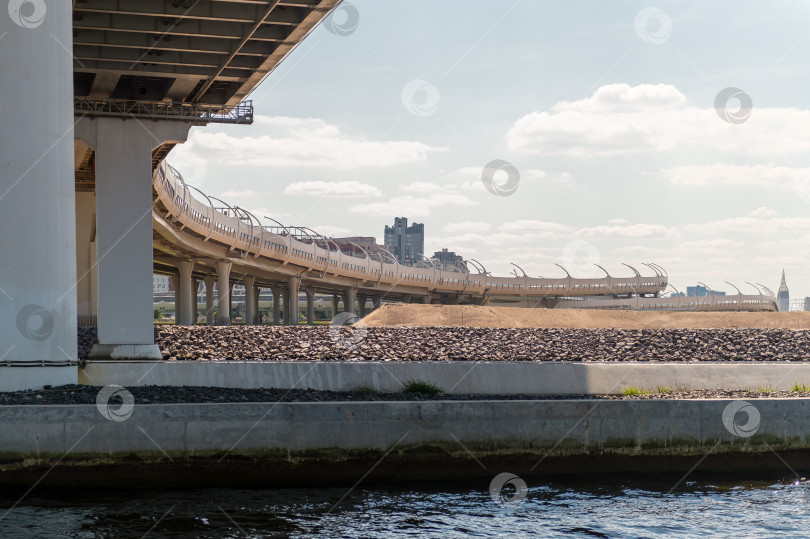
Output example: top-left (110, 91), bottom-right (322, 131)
top-left (168, 0), bottom-right (810, 302)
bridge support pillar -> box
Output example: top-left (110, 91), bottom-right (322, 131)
top-left (0, 1), bottom-right (79, 388)
top-left (342, 288), bottom-right (356, 315)
top-left (372, 294), bottom-right (382, 311)
top-left (176, 260), bottom-right (194, 326)
top-left (75, 192), bottom-right (98, 324)
top-left (192, 279), bottom-right (200, 324)
top-left (281, 288), bottom-right (290, 325)
top-left (423, 295), bottom-right (431, 304)
top-left (215, 261), bottom-right (232, 325)
top-left (77, 115), bottom-right (189, 359)
top-left (358, 295), bottom-right (367, 318)
top-left (305, 287), bottom-right (315, 325)
top-left (287, 277), bottom-right (301, 325)
top-left (253, 286), bottom-right (261, 325)
top-left (271, 287), bottom-right (281, 324)
top-left (244, 276), bottom-right (256, 326)
top-left (203, 275), bottom-right (216, 325)
top-left (331, 295), bottom-right (340, 319)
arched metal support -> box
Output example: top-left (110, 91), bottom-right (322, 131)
top-left (621, 263), bottom-right (641, 277)
top-left (263, 215), bottom-right (294, 265)
top-left (649, 262), bottom-right (668, 277)
top-left (641, 263), bottom-right (660, 277)
top-left (725, 281), bottom-right (743, 311)
top-left (756, 283), bottom-right (776, 297)
top-left (594, 264), bottom-right (611, 277)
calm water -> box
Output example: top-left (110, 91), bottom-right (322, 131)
top-left (1, 476), bottom-right (808, 538)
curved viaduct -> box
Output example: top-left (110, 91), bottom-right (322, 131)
top-left (151, 162), bottom-right (779, 325)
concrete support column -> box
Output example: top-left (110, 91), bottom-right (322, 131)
top-left (281, 288), bottom-right (290, 325)
top-left (244, 276), bottom-right (256, 326)
top-left (402, 294), bottom-right (411, 304)
top-left (423, 295), bottom-right (432, 304)
top-left (358, 295), bottom-right (368, 318)
top-left (75, 192), bottom-right (97, 323)
top-left (215, 261), bottom-right (232, 325)
top-left (331, 295), bottom-right (340, 319)
top-left (372, 294), bottom-right (382, 311)
top-left (78, 115), bottom-right (189, 359)
top-left (203, 275), bottom-right (216, 325)
top-left (229, 282), bottom-right (235, 321)
top-left (287, 277), bottom-right (301, 325)
top-left (176, 260), bottom-right (194, 326)
top-left (342, 288), bottom-right (357, 315)
top-left (253, 286), bottom-right (261, 325)
top-left (305, 288), bottom-right (316, 325)
top-left (271, 287), bottom-right (281, 324)
top-left (192, 279), bottom-right (200, 324)
top-left (0, 2), bottom-right (79, 387)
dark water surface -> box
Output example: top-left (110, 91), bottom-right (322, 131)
top-left (1, 475), bottom-right (808, 538)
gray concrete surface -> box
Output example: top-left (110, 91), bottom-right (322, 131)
top-left (80, 361), bottom-right (810, 395)
top-left (0, 398), bottom-right (808, 487)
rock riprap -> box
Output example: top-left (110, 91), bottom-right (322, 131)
top-left (77, 325), bottom-right (810, 362)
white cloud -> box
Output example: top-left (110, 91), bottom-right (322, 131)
top-left (657, 163), bottom-right (810, 188)
top-left (285, 181), bottom-right (382, 198)
top-left (579, 223), bottom-right (678, 239)
top-left (506, 83), bottom-right (810, 157)
top-left (400, 182), bottom-right (443, 193)
top-left (747, 206), bottom-right (778, 217)
top-left (443, 221), bottom-right (491, 233)
top-left (351, 193), bottom-right (476, 217)
top-left (220, 189), bottom-right (259, 198)
top-left (172, 116), bottom-right (446, 169)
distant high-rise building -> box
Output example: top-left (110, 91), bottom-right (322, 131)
top-left (384, 217), bottom-right (424, 265)
top-left (686, 285), bottom-right (726, 297)
top-left (432, 248), bottom-right (467, 271)
top-left (803, 297), bottom-right (810, 312)
top-left (778, 269), bottom-right (790, 312)
top-left (332, 236), bottom-right (382, 256)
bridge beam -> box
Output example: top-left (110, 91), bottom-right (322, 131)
top-left (0, 2), bottom-right (78, 389)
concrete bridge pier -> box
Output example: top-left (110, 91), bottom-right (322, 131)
top-left (175, 260), bottom-right (194, 326)
top-left (244, 276), bottom-right (256, 326)
top-left (252, 285), bottom-right (261, 325)
top-left (372, 294), bottom-right (382, 311)
top-left (215, 261), bottom-right (232, 325)
top-left (77, 115), bottom-right (189, 359)
top-left (203, 275), bottom-right (216, 325)
top-left (287, 277), bottom-right (301, 325)
top-left (271, 287), bottom-right (281, 324)
top-left (192, 279), bottom-right (200, 324)
top-left (358, 295), bottom-right (368, 318)
top-left (304, 288), bottom-right (316, 325)
top-left (342, 288), bottom-right (357, 316)
top-left (0, 2), bottom-right (79, 389)
top-left (331, 295), bottom-right (340, 319)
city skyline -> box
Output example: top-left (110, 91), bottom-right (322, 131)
top-left (167, 0), bottom-right (810, 299)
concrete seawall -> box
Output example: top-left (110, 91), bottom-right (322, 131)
top-left (80, 361), bottom-right (810, 395)
top-left (1, 399), bottom-right (808, 487)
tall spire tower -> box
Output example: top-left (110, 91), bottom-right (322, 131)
top-left (778, 269), bottom-right (790, 312)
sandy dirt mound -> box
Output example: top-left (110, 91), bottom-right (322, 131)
top-left (362, 304), bottom-right (810, 329)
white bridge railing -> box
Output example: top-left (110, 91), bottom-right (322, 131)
top-left (152, 161), bottom-right (775, 311)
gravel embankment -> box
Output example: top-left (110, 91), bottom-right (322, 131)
top-left (78, 326), bottom-right (810, 362)
top-left (2, 385), bottom-right (810, 405)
